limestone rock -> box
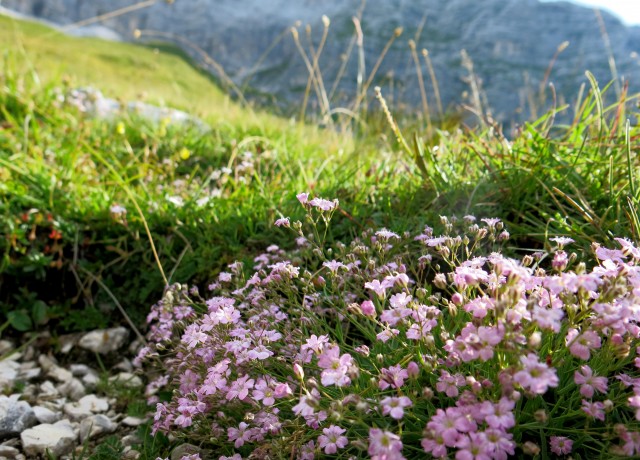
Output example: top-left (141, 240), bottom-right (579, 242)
top-left (58, 378), bottom-right (86, 401)
top-left (20, 420), bottom-right (77, 457)
top-left (109, 372), bottom-right (143, 388)
top-left (0, 360), bottom-right (19, 391)
top-left (79, 414), bottom-right (117, 442)
top-left (78, 327), bottom-right (129, 354)
top-left (0, 444), bottom-right (20, 459)
top-left (33, 406), bottom-right (61, 424)
top-left (78, 394), bottom-right (109, 413)
top-left (122, 415), bottom-right (145, 427)
top-left (0, 395), bottom-right (36, 437)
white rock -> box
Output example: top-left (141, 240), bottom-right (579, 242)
top-left (78, 395), bottom-right (109, 413)
top-left (78, 327), bottom-right (129, 354)
top-left (0, 444), bottom-right (20, 458)
top-left (0, 360), bottom-right (19, 391)
top-left (62, 403), bottom-right (92, 421)
top-left (38, 355), bottom-right (72, 383)
top-left (108, 372), bottom-right (142, 388)
top-left (38, 381), bottom-right (59, 399)
top-left (69, 364), bottom-right (92, 377)
top-left (79, 414), bottom-right (117, 442)
top-left (33, 406), bottom-right (61, 424)
top-left (20, 420), bottom-right (77, 456)
top-left (115, 358), bottom-right (133, 372)
top-left (121, 434), bottom-right (142, 446)
top-left (0, 395), bottom-right (36, 437)
top-left (121, 416), bottom-right (146, 427)
top-left (58, 378), bottom-right (86, 401)
top-left (82, 371), bottom-right (100, 389)
top-left (0, 340), bottom-right (14, 356)
top-left (18, 363), bottom-right (41, 380)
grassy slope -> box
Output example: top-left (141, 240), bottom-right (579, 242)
top-left (0, 13), bottom-right (422, 332)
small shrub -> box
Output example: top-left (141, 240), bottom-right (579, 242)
top-left (140, 195), bottom-right (640, 459)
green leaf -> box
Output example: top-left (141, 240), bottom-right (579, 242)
top-left (8, 310), bottom-right (32, 331)
top-left (31, 300), bottom-right (48, 326)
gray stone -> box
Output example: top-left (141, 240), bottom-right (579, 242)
top-left (78, 327), bottom-right (129, 354)
top-left (121, 433), bottom-right (142, 446)
top-left (62, 402), bottom-right (92, 421)
top-left (81, 370), bottom-right (100, 389)
top-left (0, 360), bottom-right (19, 391)
top-left (69, 364), bottom-right (92, 377)
top-left (79, 414), bottom-right (117, 442)
top-left (0, 395), bottom-right (36, 437)
top-left (109, 372), bottom-right (143, 388)
top-left (38, 381), bottom-right (59, 399)
top-left (33, 406), bottom-right (61, 424)
top-left (122, 449), bottom-right (141, 460)
top-left (18, 362), bottom-right (41, 380)
top-left (58, 378), bottom-right (86, 401)
top-left (0, 340), bottom-right (14, 356)
top-left (78, 394), bottom-right (109, 413)
top-left (38, 355), bottom-right (72, 383)
top-left (121, 416), bottom-right (145, 427)
top-left (171, 443), bottom-right (201, 460)
top-left (20, 420), bottom-right (77, 457)
top-left (0, 445), bottom-right (20, 458)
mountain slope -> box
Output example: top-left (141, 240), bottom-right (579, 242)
top-left (2, 0), bottom-right (639, 121)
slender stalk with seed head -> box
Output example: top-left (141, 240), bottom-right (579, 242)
top-left (422, 48), bottom-right (444, 119)
top-left (409, 39), bottom-right (432, 132)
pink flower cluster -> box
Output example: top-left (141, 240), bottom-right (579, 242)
top-left (138, 199), bottom-right (640, 459)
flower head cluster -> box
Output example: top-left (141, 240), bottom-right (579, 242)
top-left (139, 196), bottom-right (640, 459)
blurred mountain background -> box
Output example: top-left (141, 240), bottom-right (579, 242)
top-left (2, 0), bottom-right (639, 122)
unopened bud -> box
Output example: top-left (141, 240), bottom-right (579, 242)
top-left (322, 15), bottom-right (330, 27)
top-left (522, 441), bottom-right (540, 456)
top-left (534, 409), bottom-right (548, 423)
top-left (293, 363), bottom-right (304, 380)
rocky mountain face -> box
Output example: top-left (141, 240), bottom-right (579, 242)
top-left (2, 0), bottom-right (639, 122)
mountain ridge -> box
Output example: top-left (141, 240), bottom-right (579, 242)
top-left (2, 0), bottom-right (638, 122)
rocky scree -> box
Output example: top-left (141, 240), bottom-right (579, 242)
top-left (0, 328), bottom-right (149, 459)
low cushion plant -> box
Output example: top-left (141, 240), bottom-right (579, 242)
top-left (139, 195), bottom-right (640, 459)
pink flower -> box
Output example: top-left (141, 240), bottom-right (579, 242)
top-left (581, 400), bottom-right (606, 421)
top-left (436, 370), bottom-right (465, 398)
top-left (292, 390), bottom-right (319, 417)
top-left (481, 398), bottom-right (515, 430)
top-left (365, 279), bottom-right (388, 298)
top-left (317, 425), bottom-right (348, 454)
top-left (361, 300), bottom-right (376, 316)
top-left (550, 436), bottom-right (573, 455)
top-left (574, 365), bottom-right (608, 398)
top-left (274, 217), bottom-right (290, 227)
top-left (379, 365), bottom-right (409, 390)
top-left (380, 396), bottom-right (413, 420)
top-left (317, 345), bottom-right (354, 387)
top-left (309, 197), bottom-right (338, 211)
top-left (297, 192), bottom-right (309, 205)
top-left (252, 379), bottom-right (275, 406)
top-left (513, 353), bottom-right (558, 394)
top-left (226, 375), bottom-right (254, 401)
top-left (566, 329), bottom-right (601, 360)
top-left (455, 432), bottom-right (492, 460)
top-left (426, 407), bottom-right (476, 447)
top-left (227, 422), bottom-right (253, 448)
top-left (368, 428), bottom-right (405, 459)
top-left (323, 260), bottom-right (347, 272)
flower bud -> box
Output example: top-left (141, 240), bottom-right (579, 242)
top-left (407, 361), bottom-right (420, 378)
top-left (293, 363), bottom-right (305, 380)
top-left (534, 409), bottom-right (548, 423)
top-left (360, 300), bottom-right (376, 317)
top-left (451, 292), bottom-right (463, 305)
top-left (422, 387), bottom-right (434, 400)
top-left (522, 441), bottom-right (540, 456)
top-left (433, 273), bottom-right (447, 289)
top-left (528, 331), bottom-right (542, 349)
